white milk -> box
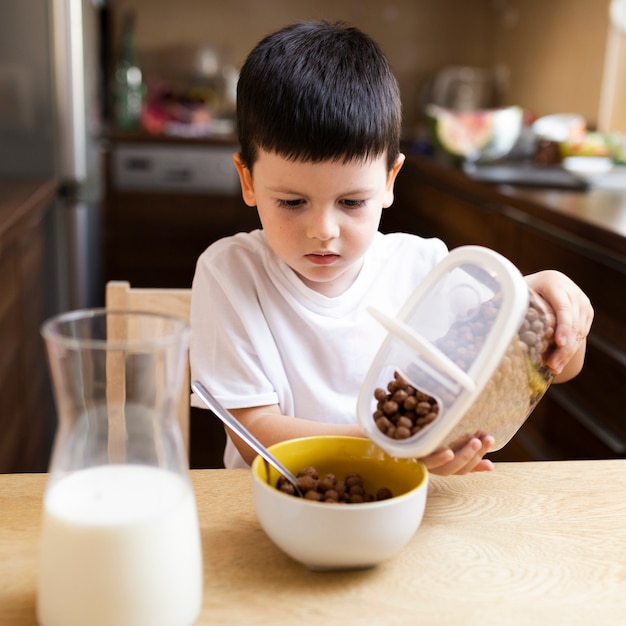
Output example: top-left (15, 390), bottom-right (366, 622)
top-left (37, 464), bottom-right (203, 626)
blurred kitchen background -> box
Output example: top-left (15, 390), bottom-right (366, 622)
top-left (109, 0), bottom-right (625, 131)
top-left (1, 0), bottom-right (625, 472)
top-left (4, 0), bottom-right (620, 299)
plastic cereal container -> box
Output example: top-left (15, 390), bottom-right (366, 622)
top-left (357, 246), bottom-right (556, 458)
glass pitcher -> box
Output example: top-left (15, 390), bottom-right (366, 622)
top-left (38, 309), bottom-right (202, 626)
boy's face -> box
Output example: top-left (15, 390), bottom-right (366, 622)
top-left (234, 149), bottom-right (404, 297)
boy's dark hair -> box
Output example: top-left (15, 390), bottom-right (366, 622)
top-left (236, 21), bottom-right (402, 171)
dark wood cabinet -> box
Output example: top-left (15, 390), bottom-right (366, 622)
top-left (103, 135), bottom-right (261, 289)
top-left (0, 180), bottom-right (57, 472)
top-left (392, 154), bottom-right (626, 462)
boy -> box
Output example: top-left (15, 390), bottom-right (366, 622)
top-left (190, 21), bottom-right (593, 474)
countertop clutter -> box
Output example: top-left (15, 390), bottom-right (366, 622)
top-left (2, 462), bottom-right (626, 625)
top-left (388, 153), bottom-right (626, 463)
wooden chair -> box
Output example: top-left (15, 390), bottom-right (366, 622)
top-left (105, 280), bottom-right (192, 453)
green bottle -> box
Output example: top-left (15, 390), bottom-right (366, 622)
top-left (114, 11), bottom-right (144, 131)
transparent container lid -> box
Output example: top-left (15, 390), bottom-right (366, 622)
top-left (357, 246), bottom-right (541, 458)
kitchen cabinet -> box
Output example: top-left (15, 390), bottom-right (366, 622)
top-left (0, 179), bottom-right (57, 472)
top-left (103, 133), bottom-right (261, 289)
top-left (392, 153), bottom-right (626, 462)
top-left (103, 133), bottom-right (260, 468)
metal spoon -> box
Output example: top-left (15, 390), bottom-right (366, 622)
top-left (191, 380), bottom-right (303, 496)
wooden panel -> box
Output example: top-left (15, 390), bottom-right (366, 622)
top-left (0, 179), bottom-right (56, 473)
top-left (549, 340), bottom-right (626, 452)
top-left (0, 361), bottom-right (25, 473)
top-left (15, 221), bottom-right (51, 472)
top-left (0, 238), bottom-right (23, 472)
top-left (505, 216), bottom-right (626, 457)
top-left (516, 219), bottom-right (626, 353)
top-left (394, 167), bottom-right (519, 256)
top-left (542, 391), bottom-right (624, 459)
top-left (0, 250), bottom-right (18, 372)
top-left (393, 157), bottom-right (626, 462)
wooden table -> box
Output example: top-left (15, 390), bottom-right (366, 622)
top-left (2, 462), bottom-right (626, 625)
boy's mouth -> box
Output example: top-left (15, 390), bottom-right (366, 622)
top-left (306, 252), bottom-right (340, 265)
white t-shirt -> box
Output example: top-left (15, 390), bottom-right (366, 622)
top-left (190, 229), bottom-right (448, 468)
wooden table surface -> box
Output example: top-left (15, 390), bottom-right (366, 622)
top-left (2, 461), bottom-right (626, 626)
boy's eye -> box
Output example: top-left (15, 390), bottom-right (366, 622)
top-left (341, 199), bottom-right (366, 208)
top-left (277, 198), bottom-right (304, 208)
top-left (275, 198), bottom-right (366, 209)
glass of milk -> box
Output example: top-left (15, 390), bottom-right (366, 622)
top-left (38, 309), bottom-right (202, 626)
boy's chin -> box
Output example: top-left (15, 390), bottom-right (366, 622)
top-left (295, 267), bottom-right (359, 297)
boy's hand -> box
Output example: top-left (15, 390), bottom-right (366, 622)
top-left (420, 433), bottom-right (495, 476)
top-left (524, 270), bottom-right (593, 380)
top-left (419, 271), bottom-right (592, 476)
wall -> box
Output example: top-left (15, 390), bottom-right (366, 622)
top-left (108, 0), bottom-right (612, 130)
top-left (491, 0), bottom-right (610, 126)
top-left (598, 13), bottom-right (626, 133)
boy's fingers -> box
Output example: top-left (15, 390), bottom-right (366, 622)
top-left (424, 436), bottom-right (494, 476)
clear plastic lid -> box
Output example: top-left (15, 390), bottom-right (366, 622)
top-left (357, 246), bottom-right (532, 458)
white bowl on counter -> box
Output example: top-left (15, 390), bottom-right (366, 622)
top-left (561, 156), bottom-right (613, 178)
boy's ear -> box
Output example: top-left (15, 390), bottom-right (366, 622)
top-left (383, 153), bottom-right (406, 208)
top-left (233, 153), bottom-right (257, 207)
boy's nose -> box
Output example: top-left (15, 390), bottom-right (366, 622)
top-left (307, 207), bottom-right (340, 241)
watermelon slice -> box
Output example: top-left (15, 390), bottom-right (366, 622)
top-left (426, 104), bottom-right (523, 162)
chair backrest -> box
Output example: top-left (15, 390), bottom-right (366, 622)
top-left (105, 280), bottom-right (192, 453)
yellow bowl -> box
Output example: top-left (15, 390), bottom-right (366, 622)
top-left (251, 436), bottom-right (428, 571)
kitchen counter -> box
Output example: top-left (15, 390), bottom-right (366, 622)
top-left (398, 153), bottom-right (626, 262)
top-left (2, 461), bottom-right (626, 625)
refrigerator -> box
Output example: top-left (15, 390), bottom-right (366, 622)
top-left (0, 0), bottom-right (106, 312)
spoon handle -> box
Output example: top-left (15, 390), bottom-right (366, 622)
top-left (191, 380), bottom-right (301, 490)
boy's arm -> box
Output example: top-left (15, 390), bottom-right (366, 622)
top-left (229, 406), bottom-right (494, 475)
top-left (228, 405), bottom-right (362, 465)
